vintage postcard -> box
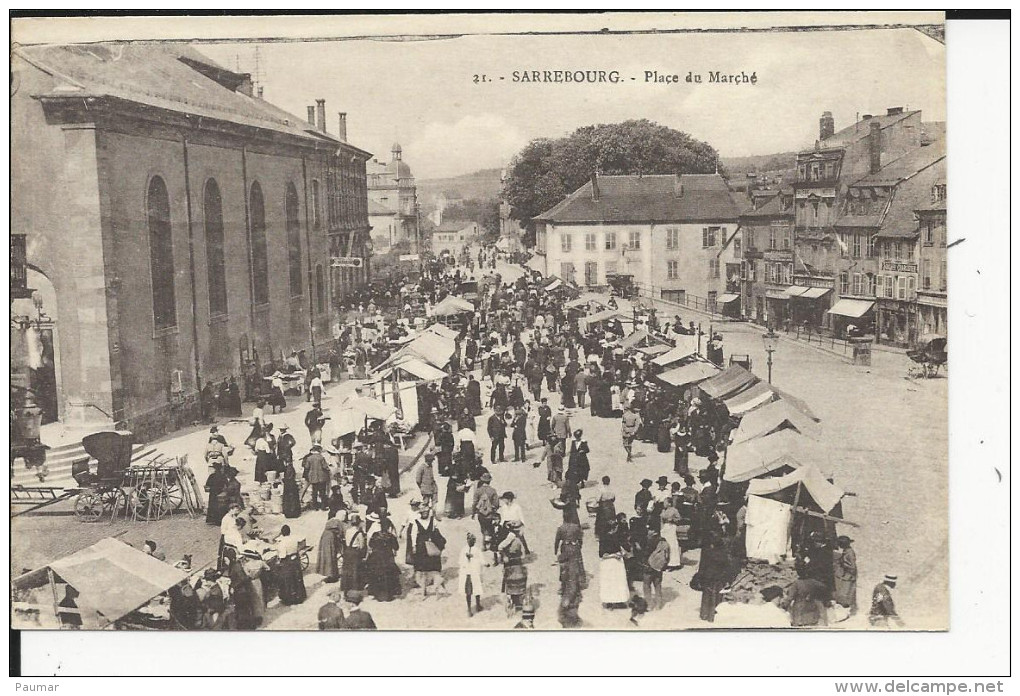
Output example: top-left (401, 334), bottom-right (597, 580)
top-left (10, 11), bottom-right (948, 635)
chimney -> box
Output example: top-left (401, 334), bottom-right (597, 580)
top-left (819, 111), bottom-right (835, 141)
top-left (307, 106), bottom-right (316, 126)
top-left (869, 120), bottom-right (882, 175)
top-left (337, 112), bottom-right (347, 142)
top-left (590, 173), bottom-right (600, 201)
top-left (315, 99), bottom-right (326, 133)
top-left (862, 114), bottom-right (873, 121)
top-left (887, 106), bottom-right (904, 116)
top-left (257, 86), bottom-right (263, 99)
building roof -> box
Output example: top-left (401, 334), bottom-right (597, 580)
top-left (739, 191), bottom-right (793, 218)
top-left (874, 156), bottom-right (947, 239)
top-left (435, 219), bottom-right (475, 234)
top-left (813, 110), bottom-right (920, 150)
top-left (368, 200), bottom-right (397, 216)
top-left (535, 173), bottom-right (741, 224)
top-left (18, 43), bottom-right (371, 156)
top-left (851, 139), bottom-right (946, 187)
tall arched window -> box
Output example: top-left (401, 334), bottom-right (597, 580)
top-left (147, 176), bottom-right (177, 329)
top-left (204, 179), bottom-right (228, 316)
top-left (249, 181), bottom-right (269, 305)
top-left (315, 264), bottom-right (325, 315)
top-left (286, 183), bottom-right (302, 297)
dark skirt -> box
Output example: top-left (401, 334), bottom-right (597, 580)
top-left (444, 479), bottom-right (466, 518)
top-left (674, 448), bottom-right (690, 475)
top-left (277, 555), bottom-right (307, 606)
top-left (282, 479), bottom-right (301, 518)
top-left (366, 552), bottom-right (402, 602)
top-left (340, 549), bottom-right (364, 592)
top-left (656, 425), bottom-right (672, 453)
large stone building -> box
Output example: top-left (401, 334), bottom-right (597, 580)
top-left (367, 143), bottom-right (419, 253)
top-left (11, 43), bottom-right (371, 438)
top-left (533, 173), bottom-right (742, 312)
top-left (790, 107), bottom-right (930, 331)
top-left (914, 175), bottom-right (948, 338)
top-left (738, 189), bottom-right (796, 326)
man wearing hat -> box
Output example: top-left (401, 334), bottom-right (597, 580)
top-left (550, 405), bottom-right (572, 449)
top-left (415, 451), bottom-right (439, 507)
top-left (634, 478), bottom-right (654, 518)
top-left (277, 425), bottom-right (296, 469)
top-left (472, 472), bottom-right (500, 559)
top-left (621, 404), bottom-right (643, 462)
top-left (486, 409), bottom-right (507, 464)
top-left (341, 591), bottom-right (377, 630)
top-left (318, 587), bottom-right (346, 630)
top-left (362, 475), bottom-right (388, 518)
top-left (302, 443), bottom-right (331, 511)
top-left (869, 574), bottom-right (903, 628)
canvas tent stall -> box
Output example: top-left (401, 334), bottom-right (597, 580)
top-left (579, 308), bottom-right (633, 333)
top-left (744, 463), bottom-right (850, 564)
top-left (12, 537), bottom-right (188, 629)
top-left (565, 292), bottom-right (609, 311)
top-left (618, 329), bottom-right (670, 351)
top-left (717, 292), bottom-right (741, 318)
top-left (431, 295), bottom-right (475, 317)
top-left (650, 335), bottom-right (701, 370)
top-left (637, 342), bottom-right (673, 357)
top-left (367, 357), bottom-right (447, 428)
top-left (722, 429), bottom-right (827, 484)
top-left (331, 396), bottom-right (398, 438)
top-left (699, 364), bottom-right (758, 401)
top-left (722, 381), bottom-right (774, 416)
top-left (656, 360), bottom-right (721, 395)
top-left (731, 399), bottom-right (821, 445)
top-left (424, 323), bottom-right (460, 340)
top-left (375, 331), bottom-right (456, 373)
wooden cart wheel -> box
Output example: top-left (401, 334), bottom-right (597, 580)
top-left (300, 550), bottom-right (310, 571)
top-left (74, 491), bottom-right (105, 522)
top-left (100, 488), bottom-right (126, 519)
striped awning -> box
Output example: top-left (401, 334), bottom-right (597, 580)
top-left (827, 299), bottom-right (874, 318)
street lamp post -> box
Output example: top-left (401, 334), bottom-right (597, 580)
top-left (762, 328), bottom-right (779, 384)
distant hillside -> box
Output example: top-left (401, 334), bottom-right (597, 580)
top-left (418, 168), bottom-right (503, 207)
top-left (721, 151), bottom-right (798, 176)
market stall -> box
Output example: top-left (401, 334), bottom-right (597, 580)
top-left (730, 399), bottom-right (821, 446)
top-left (12, 537), bottom-right (188, 629)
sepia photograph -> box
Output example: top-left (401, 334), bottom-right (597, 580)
top-left (9, 10), bottom-right (955, 642)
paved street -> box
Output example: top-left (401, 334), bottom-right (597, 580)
top-left (12, 259), bottom-right (946, 630)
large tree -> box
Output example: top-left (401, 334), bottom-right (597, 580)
top-left (502, 120), bottom-right (721, 241)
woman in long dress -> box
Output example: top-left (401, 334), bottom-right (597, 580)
top-left (282, 464), bottom-right (301, 518)
top-left (444, 455), bottom-right (468, 519)
top-left (365, 516), bottom-right (402, 602)
top-left (316, 517), bottom-right (344, 583)
top-left (832, 536), bottom-right (858, 613)
top-left (275, 525), bottom-right (307, 606)
top-left (598, 516), bottom-right (632, 606)
top-left (241, 549), bottom-right (269, 628)
top-left (499, 522), bottom-right (528, 613)
top-left (244, 401), bottom-right (265, 449)
top-left (226, 550), bottom-right (258, 629)
top-left (660, 498), bottom-right (684, 570)
top-left (340, 515), bottom-right (366, 593)
top-left (593, 476), bottom-right (618, 540)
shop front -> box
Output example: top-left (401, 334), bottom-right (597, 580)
top-left (827, 298), bottom-right (876, 338)
top-left (787, 285), bottom-right (833, 330)
top-left (876, 298), bottom-right (917, 346)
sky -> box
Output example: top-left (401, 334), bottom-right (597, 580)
top-left (199, 27), bottom-right (944, 180)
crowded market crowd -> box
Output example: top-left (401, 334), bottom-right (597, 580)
top-left (161, 246), bottom-right (895, 631)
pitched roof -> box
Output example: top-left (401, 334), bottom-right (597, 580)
top-left (813, 110), bottom-right (920, 150)
top-left (740, 191), bottom-right (793, 218)
top-left (875, 156), bottom-right (947, 239)
top-left (535, 173), bottom-right (740, 224)
top-left (852, 139), bottom-right (947, 187)
top-left (19, 43), bottom-right (369, 154)
top-left (368, 200), bottom-right (397, 216)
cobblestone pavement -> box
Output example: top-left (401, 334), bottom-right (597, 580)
top-left (12, 260), bottom-right (947, 630)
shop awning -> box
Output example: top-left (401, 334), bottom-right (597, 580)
top-left (785, 286), bottom-right (810, 297)
top-left (657, 361), bottom-right (721, 389)
top-left (717, 293), bottom-right (740, 305)
top-left (827, 298), bottom-right (874, 318)
top-left (699, 365), bottom-right (758, 400)
top-left (545, 278), bottom-right (562, 290)
top-left (651, 335), bottom-right (701, 367)
top-left (723, 381), bottom-right (774, 415)
top-left (766, 289), bottom-right (791, 301)
top-left (800, 287), bottom-right (831, 299)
